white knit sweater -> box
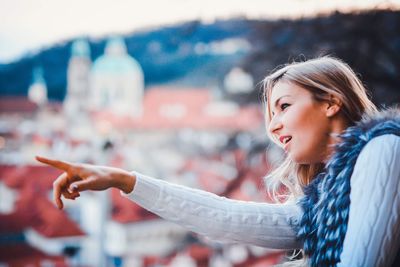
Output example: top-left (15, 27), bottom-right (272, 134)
top-left (122, 134), bottom-right (400, 266)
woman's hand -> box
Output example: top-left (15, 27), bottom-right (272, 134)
top-left (35, 155), bottom-right (136, 209)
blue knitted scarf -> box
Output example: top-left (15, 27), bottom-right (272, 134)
top-left (296, 108), bottom-right (400, 267)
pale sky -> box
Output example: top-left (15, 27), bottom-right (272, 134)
top-left (0, 0), bottom-right (398, 63)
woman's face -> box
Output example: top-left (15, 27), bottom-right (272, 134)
top-left (267, 81), bottom-right (333, 164)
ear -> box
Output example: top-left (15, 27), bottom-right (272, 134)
top-left (325, 95), bottom-right (342, 117)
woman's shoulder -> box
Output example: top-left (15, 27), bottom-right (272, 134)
top-left (352, 134), bottom-right (400, 184)
top-left (352, 134), bottom-right (400, 179)
top-left (338, 106), bottom-right (400, 172)
top-left (357, 134), bottom-right (400, 160)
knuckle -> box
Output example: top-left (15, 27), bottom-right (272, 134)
top-left (71, 164), bottom-right (83, 173)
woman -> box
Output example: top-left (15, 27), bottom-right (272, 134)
top-left (36, 56), bottom-right (400, 266)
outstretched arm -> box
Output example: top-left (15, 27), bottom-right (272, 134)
top-left (122, 171), bottom-right (302, 249)
top-left (36, 155), bottom-right (302, 249)
top-left (338, 134), bottom-right (400, 267)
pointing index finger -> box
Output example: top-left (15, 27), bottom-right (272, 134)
top-left (35, 156), bottom-right (72, 172)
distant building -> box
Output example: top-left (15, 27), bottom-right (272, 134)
top-left (0, 35), bottom-right (281, 267)
top-left (89, 37), bottom-right (144, 117)
top-left (93, 87), bottom-right (262, 132)
top-left (0, 165), bottom-right (85, 266)
top-left (28, 67), bottom-right (48, 106)
top-left (64, 39), bottom-right (91, 120)
top-left (223, 67), bottom-right (254, 94)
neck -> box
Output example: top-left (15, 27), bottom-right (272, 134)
top-left (323, 117), bottom-right (350, 164)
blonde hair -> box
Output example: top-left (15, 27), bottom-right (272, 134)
top-left (262, 56), bottom-right (378, 202)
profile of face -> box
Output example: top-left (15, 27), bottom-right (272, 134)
top-left (268, 81), bottom-right (340, 164)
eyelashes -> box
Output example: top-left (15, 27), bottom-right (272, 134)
top-left (280, 103), bottom-right (290, 110)
top-left (271, 103), bottom-right (290, 116)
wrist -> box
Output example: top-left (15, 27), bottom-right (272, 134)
top-left (114, 169), bottom-right (136, 194)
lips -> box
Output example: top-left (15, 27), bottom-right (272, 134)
top-left (279, 135), bottom-right (292, 150)
top-left (279, 135), bottom-right (292, 145)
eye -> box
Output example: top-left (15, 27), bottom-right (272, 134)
top-left (280, 103), bottom-right (290, 111)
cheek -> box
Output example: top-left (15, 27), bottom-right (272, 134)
top-left (285, 106), bottom-right (315, 131)
top-left (286, 107), bottom-right (329, 162)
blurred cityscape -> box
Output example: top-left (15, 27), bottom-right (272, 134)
top-left (0, 31), bottom-right (285, 267)
top-left (1, 7), bottom-right (400, 267)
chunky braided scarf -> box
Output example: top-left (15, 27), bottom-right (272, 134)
top-left (296, 108), bottom-right (400, 267)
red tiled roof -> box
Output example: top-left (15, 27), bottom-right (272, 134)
top-left (0, 203), bottom-right (31, 234)
top-left (0, 164), bottom-right (62, 191)
top-left (31, 133), bottom-right (53, 146)
top-left (0, 243), bottom-right (67, 266)
top-left (233, 251), bottom-right (285, 267)
top-left (187, 244), bottom-right (212, 260)
top-left (0, 97), bottom-right (38, 113)
top-left (0, 164), bottom-right (85, 238)
top-left (178, 157), bottom-right (231, 194)
top-left (144, 87), bottom-right (211, 110)
top-left (45, 101), bottom-right (63, 112)
top-left (166, 244), bottom-right (212, 267)
top-left (223, 151), bottom-right (274, 202)
top-left (92, 87), bottom-right (264, 130)
top-left (111, 188), bottom-right (158, 223)
top-left (177, 149), bottom-right (272, 201)
top-left (0, 186), bottom-right (85, 238)
top-left (0, 165), bottom-right (17, 181)
top-left (143, 252), bottom-right (176, 267)
top-left (197, 171), bottom-right (230, 195)
top-left (27, 190), bottom-right (85, 237)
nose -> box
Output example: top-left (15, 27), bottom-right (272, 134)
top-left (268, 115), bottom-right (283, 136)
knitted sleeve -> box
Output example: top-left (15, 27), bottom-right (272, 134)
top-left (121, 171), bottom-right (302, 249)
top-left (338, 134), bottom-right (400, 267)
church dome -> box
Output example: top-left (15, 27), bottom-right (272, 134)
top-left (89, 36), bottom-right (144, 117)
top-left (91, 37), bottom-right (143, 75)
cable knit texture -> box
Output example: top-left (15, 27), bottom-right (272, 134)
top-left (297, 108), bottom-right (400, 267)
top-left (122, 171), bottom-right (302, 249)
top-left (121, 107), bottom-right (400, 266)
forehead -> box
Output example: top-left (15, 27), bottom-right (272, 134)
top-left (269, 82), bottom-right (309, 104)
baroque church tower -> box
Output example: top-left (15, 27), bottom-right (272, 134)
top-left (64, 39), bottom-right (91, 119)
top-left (28, 67), bottom-right (48, 107)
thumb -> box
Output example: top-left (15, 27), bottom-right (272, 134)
top-left (69, 176), bottom-right (96, 192)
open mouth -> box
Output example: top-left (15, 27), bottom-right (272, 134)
top-left (282, 136), bottom-right (292, 145)
top-left (279, 135), bottom-right (292, 145)
top-left (279, 135), bottom-right (292, 150)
